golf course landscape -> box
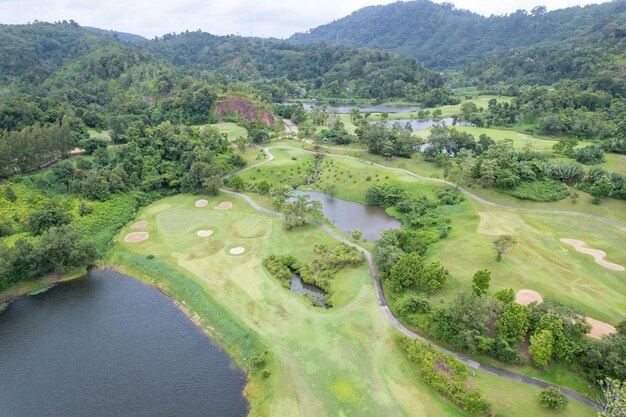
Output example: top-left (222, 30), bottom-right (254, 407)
top-left (2, 6), bottom-right (626, 416)
top-left (110, 191), bottom-right (600, 417)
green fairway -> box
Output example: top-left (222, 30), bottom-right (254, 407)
top-left (88, 128), bottom-right (112, 141)
top-left (109, 193), bottom-right (597, 417)
top-left (214, 122), bottom-right (248, 141)
top-left (430, 200), bottom-right (626, 324)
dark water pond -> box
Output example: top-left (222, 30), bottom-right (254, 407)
top-left (289, 273), bottom-right (326, 308)
top-left (384, 118), bottom-right (475, 131)
top-left (281, 102), bottom-right (422, 114)
top-left (295, 190), bottom-right (401, 241)
top-left (0, 269), bottom-right (248, 417)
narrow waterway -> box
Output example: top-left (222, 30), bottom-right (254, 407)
top-left (0, 269), bottom-right (248, 417)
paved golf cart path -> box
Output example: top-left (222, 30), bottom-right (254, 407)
top-left (223, 146), bottom-right (606, 410)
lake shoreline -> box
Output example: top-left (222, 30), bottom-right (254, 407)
top-left (0, 269), bottom-right (87, 306)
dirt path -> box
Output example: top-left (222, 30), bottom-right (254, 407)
top-left (221, 148), bottom-right (603, 409)
top-left (283, 119), bottom-right (299, 134)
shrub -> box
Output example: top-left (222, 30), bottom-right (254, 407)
top-left (262, 255), bottom-right (297, 285)
top-left (538, 387), bottom-right (568, 409)
top-left (509, 180), bottom-right (570, 202)
top-left (403, 339), bottom-right (491, 416)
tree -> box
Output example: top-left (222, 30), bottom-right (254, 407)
top-left (493, 235), bottom-right (517, 262)
top-left (228, 175), bottom-right (246, 191)
top-left (599, 378), bottom-right (626, 417)
top-left (351, 229), bottom-right (363, 240)
top-left (5, 186), bottom-right (16, 202)
top-left (493, 288), bottom-right (515, 304)
top-left (389, 252), bottom-right (447, 293)
top-left (538, 387), bottom-right (568, 409)
top-left (26, 201), bottom-right (72, 235)
top-left (496, 303), bottom-right (530, 342)
top-left (257, 180), bottom-right (271, 195)
top-left (282, 194), bottom-right (323, 229)
top-left (389, 251), bottom-right (423, 292)
top-left (472, 269), bottom-right (491, 296)
top-left (530, 329), bottom-right (554, 367)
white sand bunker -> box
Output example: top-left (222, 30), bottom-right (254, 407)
top-left (125, 232), bottom-right (149, 243)
top-left (515, 289), bottom-right (543, 306)
top-left (131, 220), bottom-right (148, 229)
top-left (196, 230), bottom-right (214, 237)
top-left (586, 317), bottom-right (617, 339)
top-left (195, 199), bottom-right (208, 208)
top-left (229, 247), bottom-right (245, 255)
top-left (515, 289), bottom-right (616, 339)
top-left (215, 201), bottom-right (233, 210)
top-left (560, 238), bottom-right (624, 271)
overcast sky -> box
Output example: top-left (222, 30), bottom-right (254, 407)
top-left (0, 0), bottom-right (610, 39)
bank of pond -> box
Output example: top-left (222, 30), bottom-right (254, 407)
top-left (294, 190), bottom-right (402, 241)
top-left (0, 269), bottom-right (248, 417)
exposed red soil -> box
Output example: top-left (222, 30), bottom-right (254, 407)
top-left (216, 97), bottom-right (276, 126)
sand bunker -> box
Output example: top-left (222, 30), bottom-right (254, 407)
top-left (215, 201), bottom-right (233, 210)
top-left (229, 247), bottom-right (245, 255)
top-left (131, 220), bottom-right (148, 229)
top-left (586, 317), bottom-right (617, 340)
top-left (196, 230), bottom-right (214, 237)
top-left (560, 238), bottom-right (624, 271)
top-left (195, 199), bottom-right (208, 208)
top-left (515, 289), bottom-right (615, 339)
top-left (124, 232), bottom-right (149, 243)
top-left (515, 289), bottom-right (543, 306)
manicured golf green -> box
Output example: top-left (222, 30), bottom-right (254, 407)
top-left (110, 193), bottom-right (596, 417)
top-left (215, 122), bottom-right (248, 141)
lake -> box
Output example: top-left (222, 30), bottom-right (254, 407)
top-left (295, 190), bottom-right (401, 240)
top-left (0, 269), bottom-right (248, 417)
top-left (383, 118), bottom-right (475, 131)
top-left (281, 102), bottom-right (422, 114)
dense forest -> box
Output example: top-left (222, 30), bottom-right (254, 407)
top-left (289, 0), bottom-right (626, 70)
top-left (135, 31), bottom-right (452, 102)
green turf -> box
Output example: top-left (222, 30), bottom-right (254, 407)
top-left (109, 192), bottom-right (597, 417)
top-left (215, 122), bottom-right (248, 141)
top-left (111, 193), bottom-right (468, 416)
top-left (88, 129), bottom-right (112, 141)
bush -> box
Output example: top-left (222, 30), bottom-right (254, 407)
top-left (403, 339), bottom-right (491, 416)
top-left (397, 295), bottom-right (431, 317)
top-left (262, 255), bottom-right (297, 285)
top-left (436, 188), bottom-right (465, 205)
top-left (538, 387), bottom-right (568, 409)
top-left (509, 180), bottom-right (570, 202)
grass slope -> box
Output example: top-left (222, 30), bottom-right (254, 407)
top-left (109, 193), bottom-right (596, 417)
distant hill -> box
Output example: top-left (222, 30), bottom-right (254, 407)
top-left (83, 26), bottom-right (145, 42)
top-left (288, 0), bottom-right (626, 70)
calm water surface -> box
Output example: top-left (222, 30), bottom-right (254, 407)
top-left (0, 269), bottom-right (248, 417)
top-left (295, 190), bottom-right (401, 240)
top-left (289, 274), bottom-right (326, 308)
top-left (384, 118), bottom-right (475, 131)
top-left (282, 103), bottom-right (422, 114)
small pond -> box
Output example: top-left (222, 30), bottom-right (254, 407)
top-left (383, 118), bottom-right (475, 131)
top-left (294, 190), bottom-right (401, 241)
top-left (0, 269), bottom-right (248, 417)
top-left (289, 273), bottom-right (327, 308)
top-left (281, 102), bottom-right (422, 114)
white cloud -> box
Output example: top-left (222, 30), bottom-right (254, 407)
top-left (0, 0), bottom-right (610, 39)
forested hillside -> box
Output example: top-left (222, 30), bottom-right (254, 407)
top-left (289, 0), bottom-right (626, 70)
top-left (136, 31), bottom-right (452, 102)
